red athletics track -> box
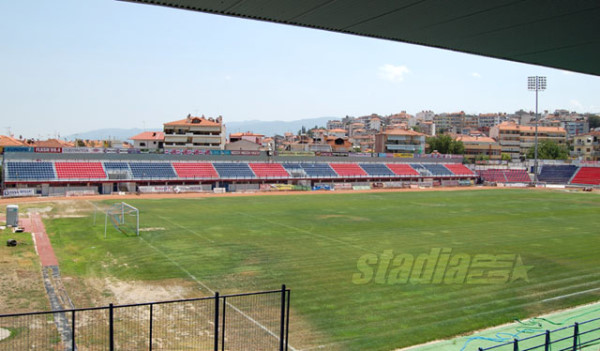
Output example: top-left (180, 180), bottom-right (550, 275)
top-left (20, 213), bottom-right (59, 267)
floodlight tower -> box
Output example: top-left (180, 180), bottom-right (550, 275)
top-left (528, 76), bottom-right (546, 185)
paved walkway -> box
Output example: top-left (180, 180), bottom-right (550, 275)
top-left (22, 213), bottom-right (59, 266)
top-left (22, 212), bottom-right (76, 351)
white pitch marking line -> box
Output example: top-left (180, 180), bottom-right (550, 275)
top-left (156, 215), bottom-right (215, 243)
top-left (139, 236), bottom-right (298, 351)
top-left (542, 287), bottom-right (600, 302)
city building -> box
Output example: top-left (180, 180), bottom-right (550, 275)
top-left (163, 114), bottom-right (226, 151)
top-left (572, 131), bottom-right (600, 161)
top-left (375, 129), bottom-right (426, 154)
top-left (490, 121), bottom-right (567, 159)
top-left (417, 121), bottom-right (436, 136)
top-left (455, 135), bottom-right (501, 161)
top-left (229, 132), bottom-right (264, 144)
top-left (130, 131), bottom-right (164, 152)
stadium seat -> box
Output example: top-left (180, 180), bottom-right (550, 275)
top-left (503, 169), bottom-right (531, 182)
top-left (538, 165), bottom-right (578, 184)
top-left (359, 163), bottom-right (395, 177)
top-left (386, 164), bottom-right (420, 176)
top-left (173, 162), bottom-right (219, 178)
top-left (213, 163), bottom-right (256, 178)
top-left (444, 163), bottom-right (474, 176)
top-left (570, 167), bottom-right (600, 185)
top-left (300, 163), bottom-right (338, 177)
top-left (249, 163), bottom-right (290, 178)
top-left (421, 163), bottom-right (453, 176)
top-left (5, 161), bottom-right (56, 180)
top-left (129, 163), bottom-right (177, 179)
top-left (329, 163), bottom-right (368, 177)
top-left (55, 162), bottom-right (107, 179)
top-left (479, 169), bottom-right (530, 183)
top-left (409, 163), bottom-right (433, 176)
top-left (281, 163), bottom-right (308, 177)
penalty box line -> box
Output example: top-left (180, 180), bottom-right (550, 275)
top-left (138, 236), bottom-right (298, 351)
top-left (237, 211), bottom-right (376, 254)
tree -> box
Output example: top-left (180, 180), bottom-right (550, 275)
top-left (501, 153), bottom-right (512, 164)
top-left (426, 135), bottom-right (464, 154)
top-left (526, 139), bottom-right (568, 160)
top-left (588, 114), bottom-right (600, 129)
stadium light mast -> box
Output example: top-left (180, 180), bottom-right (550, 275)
top-left (528, 76), bottom-right (546, 185)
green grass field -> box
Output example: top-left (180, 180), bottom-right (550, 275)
top-left (45, 189), bottom-right (600, 351)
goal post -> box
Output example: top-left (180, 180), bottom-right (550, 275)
top-left (104, 202), bottom-right (139, 238)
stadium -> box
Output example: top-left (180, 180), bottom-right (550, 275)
top-left (1, 1), bottom-right (600, 351)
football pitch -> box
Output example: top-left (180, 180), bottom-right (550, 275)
top-left (45, 189), bottom-right (600, 351)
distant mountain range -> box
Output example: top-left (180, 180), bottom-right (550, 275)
top-left (65, 117), bottom-right (337, 141)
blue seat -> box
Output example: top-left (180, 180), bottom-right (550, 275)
top-left (421, 163), bottom-right (453, 176)
top-left (538, 165), bottom-right (578, 184)
top-left (409, 163), bottom-right (433, 176)
top-left (300, 163), bottom-right (338, 177)
top-left (213, 163), bottom-right (256, 178)
top-left (129, 163), bottom-right (177, 179)
top-left (6, 162), bottom-right (56, 180)
top-left (359, 163), bottom-right (394, 176)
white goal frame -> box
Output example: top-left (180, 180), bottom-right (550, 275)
top-left (104, 202), bottom-right (139, 238)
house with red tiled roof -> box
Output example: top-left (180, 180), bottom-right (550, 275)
top-left (229, 132), bottom-right (264, 144)
top-left (130, 131), bottom-right (165, 152)
top-left (0, 135), bottom-right (26, 148)
top-left (454, 135), bottom-right (501, 161)
top-left (163, 114), bottom-right (226, 150)
top-left (375, 129), bottom-right (426, 154)
top-left (490, 121), bottom-right (567, 159)
top-left (31, 139), bottom-right (75, 148)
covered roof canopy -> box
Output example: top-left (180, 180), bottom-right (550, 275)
top-left (122, 0), bottom-right (599, 76)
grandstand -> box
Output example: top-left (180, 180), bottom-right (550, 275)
top-left (478, 169), bottom-right (531, 183)
top-left (538, 165), bottom-right (579, 184)
top-left (172, 162), bottom-right (219, 179)
top-left (5, 150), bottom-right (599, 196)
top-left (2, 151), bottom-right (480, 196)
top-left (329, 163), bottom-right (368, 177)
top-left (129, 162), bottom-right (177, 179)
top-left (387, 163), bottom-right (420, 177)
top-left (213, 162), bottom-right (256, 179)
top-left (358, 163), bottom-right (395, 177)
top-left (571, 167), bottom-right (600, 185)
top-left (248, 163), bottom-right (289, 178)
top-left (55, 162), bottom-right (106, 180)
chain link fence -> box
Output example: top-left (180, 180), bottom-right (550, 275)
top-left (0, 286), bottom-right (291, 351)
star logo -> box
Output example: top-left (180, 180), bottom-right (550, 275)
top-left (510, 255), bottom-right (533, 282)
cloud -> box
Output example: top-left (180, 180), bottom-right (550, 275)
top-left (378, 64), bottom-right (410, 82)
top-left (224, 75), bottom-right (233, 81)
top-left (471, 72), bottom-right (482, 78)
top-left (570, 99), bottom-right (583, 110)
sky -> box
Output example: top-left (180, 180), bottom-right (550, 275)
top-left (1, 0), bottom-right (599, 139)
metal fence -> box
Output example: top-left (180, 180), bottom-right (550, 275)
top-left (478, 316), bottom-right (600, 351)
top-left (0, 285), bottom-right (291, 351)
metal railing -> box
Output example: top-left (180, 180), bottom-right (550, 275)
top-left (477, 316), bottom-right (600, 351)
top-left (0, 285), bottom-right (291, 351)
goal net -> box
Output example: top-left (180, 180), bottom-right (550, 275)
top-left (104, 202), bottom-right (139, 238)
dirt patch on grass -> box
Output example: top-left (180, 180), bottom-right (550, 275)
top-left (63, 276), bottom-right (204, 307)
top-left (139, 227), bottom-right (166, 232)
top-left (318, 214), bottom-right (370, 221)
